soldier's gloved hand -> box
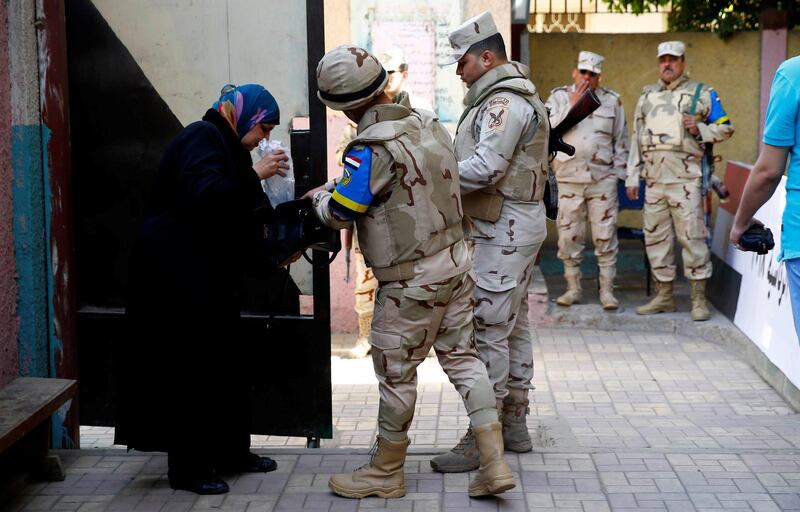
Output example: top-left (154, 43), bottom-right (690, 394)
top-left (301, 184), bottom-right (328, 200)
top-left (625, 186), bottom-right (639, 201)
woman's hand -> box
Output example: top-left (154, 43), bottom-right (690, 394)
top-left (254, 150), bottom-right (289, 180)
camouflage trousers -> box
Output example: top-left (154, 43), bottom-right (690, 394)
top-left (371, 271), bottom-right (497, 441)
top-left (556, 178), bottom-right (619, 278)
top-left (643, 180), bottom-right (711, 282)
top-left (353, 239), bottom-right (377, 318)
top-left (472, 242), bottom-right (541, 402)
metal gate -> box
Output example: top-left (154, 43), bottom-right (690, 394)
top-left (66, 0), bottom-right (332, 443)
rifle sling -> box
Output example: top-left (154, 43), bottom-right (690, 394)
top-left (689, 82), bottom-right (704, 115)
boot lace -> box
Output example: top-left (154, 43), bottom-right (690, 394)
top-left (355, 438), bottom-right (380, 472)
top-left (452, 427), bottom-right (475, 454)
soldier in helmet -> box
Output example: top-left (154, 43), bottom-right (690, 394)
top-left (431, 11), bottom-right (549, 472)
top-left (546, 51), bottom-right (628, 310)
top-left (306, 44), bottom-right (515, 499)
top-left (625, 41), bottom-right (734, 320)
top-left (342, 48), bottom-right (432, 359)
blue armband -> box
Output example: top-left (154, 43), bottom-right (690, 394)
top-left (707, 89), bottom-right (730, 125)
top-left (330, 146), bottom-right (374, 219)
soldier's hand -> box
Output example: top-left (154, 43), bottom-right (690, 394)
top-left (730, 218), bottom-right (763, 250)
top-left (682, 114), bottom-right (700, 136)
top-left (301, 184), bottom-right (327, 200)
top-left (254, 150), bottom-right (290, 180)
top-left (569, 80), bottom-right (590, 106)
top-left (625, 186), bottom-right (640, 201)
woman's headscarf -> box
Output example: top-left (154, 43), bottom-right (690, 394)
top-left (212, 84), bottom-right (280, 139)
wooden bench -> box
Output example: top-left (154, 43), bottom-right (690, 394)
top-left (0, 377), bottom-right (77, 486)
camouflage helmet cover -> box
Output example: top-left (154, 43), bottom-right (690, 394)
top-left (316, 44), bottom-right (389, 111)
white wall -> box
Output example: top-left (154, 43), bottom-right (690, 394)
top-left (91, 0), bottom-right (310, 144)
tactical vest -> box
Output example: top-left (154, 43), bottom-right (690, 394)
top-left (347, 109), bottom-right (464, 282)
top-left (455, 70), bottom-right (550, 222)
top-left (637, 79), bottom-right (708, 158)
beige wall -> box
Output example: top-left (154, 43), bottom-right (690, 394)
top-left (324, 0), bottom-right (350, 50)
top-left (465, 0), bottom-right (511, 50)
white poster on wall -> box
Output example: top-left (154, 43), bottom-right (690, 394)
top-left (712, 162), bottom-right (800, 389)
top-left (371, 21), bottom-right (436, 111)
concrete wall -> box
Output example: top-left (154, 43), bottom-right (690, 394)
top-left (91, 0), bottom-right (310, 146)
top-left (9, 0), bottom-right (50, 380)
top-left (0, 0), bottom-right (19, 387)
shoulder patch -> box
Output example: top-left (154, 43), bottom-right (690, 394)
top-left (550, 85), bottom-right (568, 95)
top-left (485, 105), bottom-right (507, 132)
top-left (487, 95), bottom-right (511, 108)
top-left (602, 87), bottom-right (621, 99)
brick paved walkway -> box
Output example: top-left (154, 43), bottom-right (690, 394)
top-left (9, 328), bottom-right (800, 511)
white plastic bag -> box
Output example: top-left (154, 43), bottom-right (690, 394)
top-left (257, 138), bottom-right (295, 208)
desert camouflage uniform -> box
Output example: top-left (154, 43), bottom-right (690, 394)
top-left (313, 103), bottom-right (498, 440)
top-left (453, 62), bottom-right (549, 402)
top-left (625, 74), bottom-right (734, 282)
top-left (546, 85), bottom-right (628, 279)
top-left (335, 122), bottom-right (378, 335)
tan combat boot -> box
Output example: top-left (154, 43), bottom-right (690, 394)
top-left (348, 313), bottom-right (372, 359)
top-left (430, 427), bottom-right (480, 473)
top-left (468, 422), bottom-right (516, 497)
top-left (328, 436), bottom-right (409, 498)
top-left (635, 280), bottom-right (676, 315)
top-left (556, 273), bottom-right (582, 306)
top-left (598, 275), bottom-right (619, 310)
top-left (501, 388), bottom-right (532, 453)
top-left (690, 279), bottom-right (710, 321)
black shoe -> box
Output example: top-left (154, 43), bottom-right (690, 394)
top-left (218, 452), bottom-right (277, 473)
top-left (168, 475), bottom-right (229, 495)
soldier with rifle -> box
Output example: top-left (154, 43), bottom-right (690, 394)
top-left (625, 41), bottom-right (734, 321)
top-left (546, 51), bottom-right (629, 310)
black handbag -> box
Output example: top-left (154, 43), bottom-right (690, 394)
top-left (739, 224), bottom-right (774, 255)
top-left (264, 198), bottom-right (341, 266)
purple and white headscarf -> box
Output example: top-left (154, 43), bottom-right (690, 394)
top-left (213, 83), bottom-right (280, 139)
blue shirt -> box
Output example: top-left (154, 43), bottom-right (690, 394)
top-left (764, 57), bottom-right (800, 260)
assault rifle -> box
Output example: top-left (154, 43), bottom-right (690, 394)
top-left (543, 89), bottom-right (602, 219)
top-left (549, 88), bottom-right (602, 156)
top-left (689, 83), bottom-right (731, 247)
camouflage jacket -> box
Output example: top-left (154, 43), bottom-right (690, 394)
top-left (625, 74), bottom-right (734, 186)
top-left (312, 103), bottom-right (469, 286)
top-left (454, 62), bottom-right (549, 247)
top-left (546, 85), bottom-right (628, 183)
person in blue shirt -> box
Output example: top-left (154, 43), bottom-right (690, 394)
top-left (732, 56), bottom-right (800, 335)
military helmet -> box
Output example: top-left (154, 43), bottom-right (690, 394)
top-left (316, 44), bottom-right (388, 111)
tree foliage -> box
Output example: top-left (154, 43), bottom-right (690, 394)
top-left (602, 0), bottom-right (798, 39)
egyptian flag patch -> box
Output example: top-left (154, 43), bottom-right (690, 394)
top-left (331, 145), bottom-right (375, 219)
